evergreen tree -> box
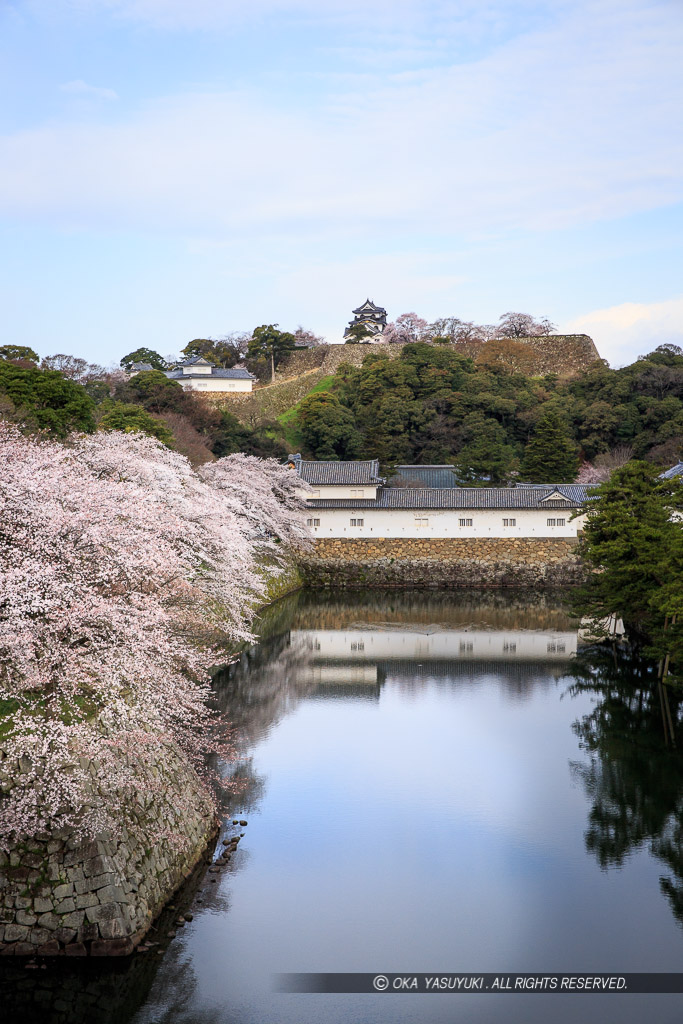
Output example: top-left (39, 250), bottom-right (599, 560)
top-left (120, 347), bottom-right (167, 371)
top-left (98, 401), bottom-right (175, 445)
top-left (0, 361), bottom-right (95, 437)
top-left (247, 324), bottom-right (296, 382)
top-left (576, 462), bottom-right (683, 666)
top-left (522, 411), bottom-right (578, 481)
top-left (297, 391), bottom-right (363, 460)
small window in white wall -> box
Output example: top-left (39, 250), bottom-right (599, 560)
top-left (459, 518), bottom-right (473, 527)
top-left (196, 382), bottom-right (208, 388)
top-left (350, 518), bottom-right (364, 527)
top-left (350, 489), bottom-right (365, 497)
top-left (503, 518), bottom-right (516, 527)
top-left (306, 518), bottom-right (320, 527)
top-left (547, 518), bottom-right (566, 527)
top-left (414, 517), bottom-right (429, 528)
top-left (311, 489), bottom-right (321, 496)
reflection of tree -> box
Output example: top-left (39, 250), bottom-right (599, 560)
top-left (570, 644), bottom-right (683, 926)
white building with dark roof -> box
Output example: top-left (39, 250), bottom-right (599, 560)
top-left (165, 356), bottom-right (255, 393)
top-left (287, 454), bottom-right (385, 498)
top-left (289, 458), bottom-right (587, 538)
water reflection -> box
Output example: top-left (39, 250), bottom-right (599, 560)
top-left (570, 644), bottom-right (683, 926)
top-left (4, 589), bottom-right (683, 1024)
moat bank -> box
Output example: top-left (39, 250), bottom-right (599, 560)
top-left (298, 537), bottom-right (584, 587)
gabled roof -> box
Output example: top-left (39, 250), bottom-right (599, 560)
top-left (390, 465), bottom-right (460, 488)
top-left (181, 355), bottom-right (213, 366)
top-left (307, 485), bottom-right (588, 510)
top-left (292, 459), bottom-right (384, 486)
top-left (661, 463), bottom-right (683, 479)
top-left (166, 367), bottom-right (255, 380)
top-left (129, 361), bottom-right (153, 372)
top-left (352, 298), bottom-right (387, 315)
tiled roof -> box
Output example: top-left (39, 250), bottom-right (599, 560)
top-left (166, 367), bottom-right (255, 380)
top-left (661, 463), bottom-right (683, 479)
top-left (294, 459), bottom-right (384, 485)
top-left (307, 485), bottom-right (587, 510)
top-left (181, 355), bottom-right (213, 366)
top-left (130, 362), bottom-right (154, 372)
top-left (390, 465), bottom-right (460, 488)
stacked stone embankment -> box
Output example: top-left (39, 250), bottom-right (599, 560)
top-left (0, 736), bottom-right (216, 957)
top-left (213, 334), bottom-right (600, 427)
top-left (300, 537), bottom-right (585, 588)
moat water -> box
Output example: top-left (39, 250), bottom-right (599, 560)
top-left (4, 589), bottom-right (683, 1024)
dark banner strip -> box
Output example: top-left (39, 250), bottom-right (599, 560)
top-left (275, 973), bottom-right (683, 994)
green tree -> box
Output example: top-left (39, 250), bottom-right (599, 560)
top-left (247, 324), bottom-right (296, 382)
top-left (297, 391), bottom-right (363, 460)
top-left (576, 462), bottom-right (683, 671)
top-left (0, 362), bottom-right (95, 436)
top-left (98, 402), bottom-right (174, 445)
top-left (211, 410), bottom-right (287, 460)
top-left (454, 413), bottom-right (518, 484)
top-left (116, 369), bottom-right (186, 414)
top-left (181, 337), bottom-right (245, 368)
top-left (0, 344), bottom-right (39, 363)
top-left (344, 322), bottom-right (371, 344)
top-left (120, 347), bottom-right (168, 371)
top-left (522, 411), bottom-right (579, 481)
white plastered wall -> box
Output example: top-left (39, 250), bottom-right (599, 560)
top-left (305, 507), bottom-right (585, 538)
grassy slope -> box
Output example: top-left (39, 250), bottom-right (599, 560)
top-left (275, 375), bottom-right (335, 452)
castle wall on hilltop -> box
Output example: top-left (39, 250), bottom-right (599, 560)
top-left (211, 334), bottom-right (601, 426)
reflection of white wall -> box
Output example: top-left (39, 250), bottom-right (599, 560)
top-left (299, 664), bottom-right (379, 685)
top-left (292, 628), bottom-right (578, 661)
top-left (306, 508), bottom-right (585, 538)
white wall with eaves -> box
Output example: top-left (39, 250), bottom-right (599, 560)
top-left (305, 507), bottom-right (585, 538)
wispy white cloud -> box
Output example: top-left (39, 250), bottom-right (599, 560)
top-left (60, 79), bottom-right (118, 100)
top-left (567, 296), bottom-right (683, 366)
top-left (4, 2), bottom-right (682, 245)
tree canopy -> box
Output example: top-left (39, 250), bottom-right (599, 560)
top-left (247, 324), bottom-right (296, 381)
top-left (0, 361), bottom-right (96, 437)
top-left (120, 347), bottom-right (168, 371)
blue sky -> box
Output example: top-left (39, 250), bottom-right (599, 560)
top-left (1, 0), bottom-right (682, 367)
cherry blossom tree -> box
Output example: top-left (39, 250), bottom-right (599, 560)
top-left (382, 312), bottom-right (429, 344)
top-left (0, 425), bottom-right (308, 846)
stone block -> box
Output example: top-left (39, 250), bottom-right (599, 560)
top-left (27, 928), bottom-right (49, 945)
top-left (53, 927), bottom-right (77, 945)
top-left (14, 896), bottom-right (32, 910)
top-left (37, 912), bottom-right (60, 931)
top-left (60, 910), bottom-right (85, 928)
top-left (52, 883), bottom-right (74, 899)
top-left (96, 885), bottom-right (129, 905)
top-left (65, 942), bottom-right (87, 957)
top-left (77, 922), bottom-right (99, 944)
top-left (54, 898), bottom-right (76, 915)
top-left (83, 855), bottom-right (112, 878)
top-left (90, 937), bottom-right (134, 956)
top-left (37, 940), bottom-right (60, 955)
top-left (3, 924), bottom-right (29, 942)
top-left (34, 897), bottom-right (54, 914)
top-left (15, 910), bottom-right (37, 927)
top-left (98, 917), bottom-right (127, 940)
top-left (75, 893), bottom-right (100, 910)
top-left (85, 902), bottom-right (120, 924)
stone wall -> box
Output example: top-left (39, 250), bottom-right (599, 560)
top-left (0, 736), bottom-right (216, 957)
top-left (299, 537), bottom-right (585, 588)
top-left (216, 334), bottom-right (601, 427)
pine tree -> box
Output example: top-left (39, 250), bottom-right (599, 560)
top-left (522, 411), bottom-right (578, 482)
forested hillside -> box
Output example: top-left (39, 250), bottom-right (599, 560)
top-left (294, 342), bottom-right (683, 481)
